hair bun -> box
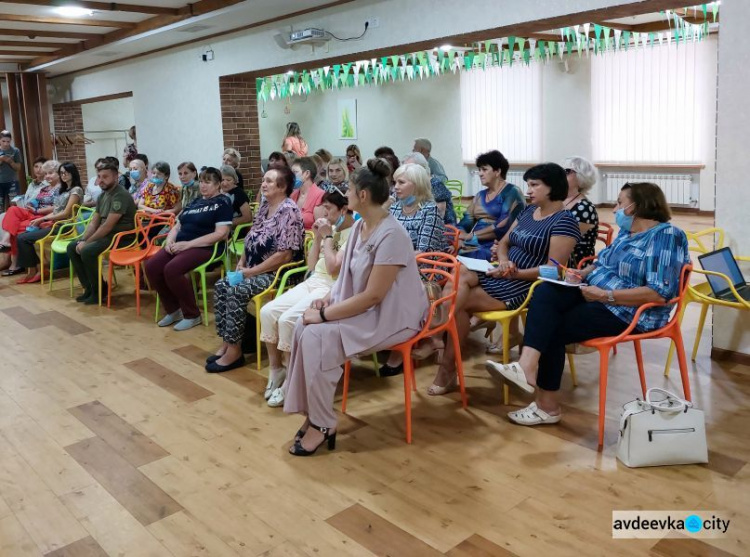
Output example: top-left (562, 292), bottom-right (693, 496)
top-left (366, 157), bottom-right (391, 178)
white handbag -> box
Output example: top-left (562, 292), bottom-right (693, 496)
top-left (617, 388), bottom-right (708, 468)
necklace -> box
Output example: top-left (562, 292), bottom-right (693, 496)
top-left (485, 181), bottom-right (507, 202)
top-left (564, 193), bottom-right (583, 209)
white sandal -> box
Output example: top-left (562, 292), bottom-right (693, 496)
top-left (508, 402), bottom-right (561, 426)
top-left (267, 387), bottom-right (284, 407)
top-left (264, 367), bottom-right (286, 400)
top-left (484, 361), bottom-right (535, 393)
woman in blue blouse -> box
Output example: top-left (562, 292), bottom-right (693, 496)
top-left (458, 150), bottom-right (525, 260)
top-left (429, 163), bottom-right (581, 395)
top-left (488, 182), bottom-right (690, 426)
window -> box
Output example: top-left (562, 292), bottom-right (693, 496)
top-left (591, 39), bottom-right (713, 163)
top-left (460, 63), bottom-right (542, 163)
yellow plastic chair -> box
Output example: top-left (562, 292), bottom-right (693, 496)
top-left (664, 227), bottom-right (726, 375)
top-left (36, 205), bottom-right (90, 288)
top-left (475, 280), bottom-right (577, 405)
top-left (42, 206), bottom-right (96, 294)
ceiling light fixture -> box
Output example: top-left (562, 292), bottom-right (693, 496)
top-left (439, 44), bottom-right (453, 51)
top-left (56, 6), bottom-right (95, 18)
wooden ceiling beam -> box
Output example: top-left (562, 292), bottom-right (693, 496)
top-left (0, 50), bottom-right (55, 56)
top-left (0, 28), bottom-right (98, 39)
top-left (5, 1), bottom-right (181, 16)
top-left (0, 14), bottom-right (134, 28)
top-left (0, 39), bottom-right (71, 48)
top-left (29, 0), bottom-right (247, 68)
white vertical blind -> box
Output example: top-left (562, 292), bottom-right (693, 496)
top-left (592, 40), bottom-right (709, 163)
top-left (460, 63), bottom-right (542, 163)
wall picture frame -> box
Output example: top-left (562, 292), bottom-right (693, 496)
top-left (338, 99), bottom-right (357, 140)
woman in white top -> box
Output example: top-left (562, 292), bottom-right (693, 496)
top-left (259, 185), bottom-right (355, 407)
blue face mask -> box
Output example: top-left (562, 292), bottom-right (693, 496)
top-left (293, 177), bottom-right (303, 190)
top-left (403, 194), bottom-right (417, 206)
top-left (130, 170), bottom-right (141, 181)
top-left (615, 203), bottom-right (635, 231)
top-left (333, 214), bottom-right (345, 228)
top-left (151, 177), bottom-right (165, 186)
top-left (181, 179), bottom-right (195, 187)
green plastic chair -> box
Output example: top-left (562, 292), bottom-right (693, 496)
top-left (154, 241), bottom-right (227, 326)
top-left (45, 206), bottom-right (96, 296)
top-left (224, 222), bottom-right (252, 271)
top-left (445, 179), bottom-right (466, 220)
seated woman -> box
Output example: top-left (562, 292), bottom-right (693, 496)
top-left (562, 156), bottom-right (599, 267)
top-left (458, 150), bottom-right (525, 260)
top-left (488, 182), bottom-right (690, 425)
top-left (345, 144), bottom-right (362, 173)
top-left (127, 159), bottom-right (148, 202)
top-left (319, 157), bottom-right (349, 193)
top-left (291, 157), bottom-right (326, 230)
top-left (220, 165), bottom-right (252, 226)
top-left (206, 165), bottom-right (304, 373)
top-left (3, 161), bottom-right (83, 284)
top-left (283, 159), bottom-right (429, 456)
top-left (145, 167), bottom-right (232, 331)
top-left (402, 152), bottom-right (456, 225)
top-left (138, 161), bottom-right (180, 215)
top-left (429, 163), bottom-right (581, 395)
top-left (260, 187), bottom-right (354, 407)
top-left (0, 157), bottom-right (51, 271)
top-left (162, 162), bottom-right (200, 217)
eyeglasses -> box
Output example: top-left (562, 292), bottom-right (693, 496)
top-left (564, 168), bottom-right (576, 175)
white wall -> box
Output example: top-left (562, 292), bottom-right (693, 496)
top-left (49, 0), bottom-right (654, 175)
top-left (259, 72), bottom-right (463, 181)
top-left (81, 96), bottom-right (135, 177)
top-left (714, 0), bottom-right (750, 356)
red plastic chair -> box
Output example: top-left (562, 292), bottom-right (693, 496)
top-left (107, 212), bottom-right (175, 315)
top-left (577, 264), bottom-right (693, 448)
top-left (341, 252), bottom-right (468, 443)
top-left (444, 224), bottom-right (460, 254)
top-left (597, 223), bottom-right (614, 248)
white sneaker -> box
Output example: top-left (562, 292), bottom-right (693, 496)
top-left (267, 387), bottom-right (284, 407)
top-left (508, 402), bottom-right (562, 426)
top-left (264, 367), bottom-right (286, 400)
top-left (173, 316), bottom-right (202, 331)
top-left (158, 310), bottom-right (183, 327)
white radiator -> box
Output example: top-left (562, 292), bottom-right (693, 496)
top-left (603, 172), bottom-right (695, 206)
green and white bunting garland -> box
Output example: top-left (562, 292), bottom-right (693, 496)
top-left (257, 3), bottom-right (718, 102)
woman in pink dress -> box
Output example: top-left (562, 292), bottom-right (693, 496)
top-left (283, 158), bottom-right (429, 456)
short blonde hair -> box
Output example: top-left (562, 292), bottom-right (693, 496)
top-left (562, 156), bottom-right (598, 194)
top-left (41, 159), bottom-right (60, 173)
top-left (326, 157), bottom-right (349, 181)
top-left (393, 163), bottom-right (433, 205)
top-left (223, 148), bottom-right (241, 164)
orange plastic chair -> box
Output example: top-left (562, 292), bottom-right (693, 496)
top-left (107, 213), bottom-right (175, 315)
top-left (341, 253), bottom-right (468, 444)
top-left (444, 224), bottom-right (460, 254)
top-left (575, 264), bottom-right (693, 448)
top-left (597, 223), bottom-right (614, 248)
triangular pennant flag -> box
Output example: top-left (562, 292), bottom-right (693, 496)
top-left (614, 28), bottom-right (622, 50)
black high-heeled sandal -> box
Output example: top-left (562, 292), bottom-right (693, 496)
top-left (289, 423), bottom-right (336, 457)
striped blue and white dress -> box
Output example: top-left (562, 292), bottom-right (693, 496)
top-left (478, 205), bottom-right (581, 309)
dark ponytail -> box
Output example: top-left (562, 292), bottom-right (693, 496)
top-left (351, 158), bottom-right (391, 204)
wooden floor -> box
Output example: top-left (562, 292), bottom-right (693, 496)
top-left (0, 213), bottom-right (748, 557)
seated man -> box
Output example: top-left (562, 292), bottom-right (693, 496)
top-left (67, 163), bottom-right (137, 304)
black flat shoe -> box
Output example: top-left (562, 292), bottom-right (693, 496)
top-left (0, 245), bottom-right (10, 253)
top-left (1, 267), bottom-right (24, 276)
top-left (379, 363), bottom-right (404, 377)
top-left (205, 355), bottom-right (246, 373)
top-left (205, 354), bottom-right (221, 364)
top-left (76, 290), bottom-right (92, 303)
top-left (289, 423), bottom-right (336, 457)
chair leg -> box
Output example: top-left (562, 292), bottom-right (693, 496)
top-left (68, 259), bottom-right (74, 298)
top-left (255, 313), bottom-right (262, 370)
top-left (665, 300), bottom-right (690, 376)
top-left (672, 331), bottom-right (692, 402)
top-left (597, 348), bottom-right (610, 449)
top-left (567, 353), bottom-right (578, 387)
top-left (98, 257), bottom-right (103, 306)
top-left (48, 251), bottom-right (54, 291)
top-left (200, 272), bottom-right (208, 326)
top-left (255, 300), bottom-right (262, 372)
top-left (371, 353), bottom-right (380, 376)
top-left (107, 262), bottom-right (114, 308)
top-left (633, 340), bottom-right (646, 398)
top-left (154, 294), bottom-right (160, 323)
top-left (501, 320), bottom-right (511, 406)
top-left (403, 350), bottom-right (414, 444)
top-left (692, 303), bottom-right (710, 362)
top-left (134, 265), bottom-right (141, 316)
top-left (449, 319), bottom-right (468, 409)
top-left (342, 360), bottom-right (351, 413)
top-left (40, 245), bottom-right (46, 287)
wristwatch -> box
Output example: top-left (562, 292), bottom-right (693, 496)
top-left (607, 290), bottom-right (615, 303)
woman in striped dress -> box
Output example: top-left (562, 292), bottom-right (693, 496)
top-left (428, 163), bottom-right (581, 395)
